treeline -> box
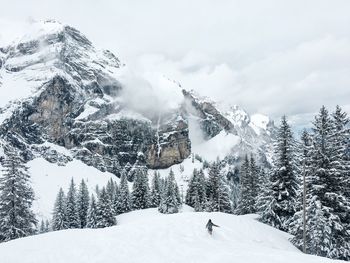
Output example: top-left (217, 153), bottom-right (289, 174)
top-left (51, 169), bottom-right (182, 231)
top-left (234, 105), bottom-right (350, 261)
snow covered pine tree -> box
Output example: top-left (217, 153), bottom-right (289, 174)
top-left (66, 178), bottom-right (80, 229)
top-left (52, 188), bottom-right (68, 231)
top-left (86, 194), bottom-right (98, 228)
top-left (150, 171), bottom-right (162, 207)
top-left (77, 179), bottom-right (90, 228)
top-left (263, 116), bottom-right (299, 231)
top-left (131, 169), bottom-right (151, 210)
top-left (159, 170), bottom-right (181, 214)
top-left (0, 147), bottom-right (37, 242)
top-left (237, 155), bottom-right (257, 215)
top-left (207, 162), bottom-right (232, 213)
top-left (116, 171), bottom-right (131, 214)
top-left (186, 169), bottom-right (207, 211)
top-left (96, 187), bottom-right (116, 228)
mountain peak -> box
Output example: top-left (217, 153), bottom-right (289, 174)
top-left (223, 105), bottom-right (250, 128)
top-left (0, 20), bottom-right (122, 108)
top-left (7, 19), bottom-right (92, 49)
top-left (18, 19), bottom-right (65, 43)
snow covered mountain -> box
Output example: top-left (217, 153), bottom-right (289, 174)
top-left (0, 20), bottom-right (276, 218)
top-left (0, 208), bottom-right (341, 263)
top-left (0, 19), bottom-right (190, 173)
top-left (0, 20), bottom-right (275, 172)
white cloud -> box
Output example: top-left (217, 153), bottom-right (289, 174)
top-left (130, 35), bottom-right (350, 128)
top-left (0, 0), bottom-right (349, 129)
top-left (117, 66), bottom-right (184, 120)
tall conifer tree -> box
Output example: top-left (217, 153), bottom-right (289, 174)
top-left (0, 148), bottom-right (37, 242)
top-left (52, 188), bottom-right (67, 231)
top-left (77, 179), bottom-right (90, 228)
top-left (66, 178), bottom-right (80, 228)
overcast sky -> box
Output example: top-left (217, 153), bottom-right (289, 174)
top-left (1, 0), bottom-right (350, 130)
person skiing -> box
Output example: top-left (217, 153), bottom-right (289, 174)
top-left (206, 219), bottom-right (219, 235)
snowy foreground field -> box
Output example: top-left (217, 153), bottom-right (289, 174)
top-left (0, 207), bottom-right (342, 263)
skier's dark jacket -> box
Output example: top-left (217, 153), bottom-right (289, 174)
top-left (206, 219), bottom-right (219, 232)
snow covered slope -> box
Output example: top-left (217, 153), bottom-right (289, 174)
top-left (0, 208), bottom-right (341, 263)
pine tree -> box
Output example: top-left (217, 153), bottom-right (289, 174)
top-left (267, 116), bottom-right (299, 231)
top-left (66, 178), bottom-right (80, 229)
top-left (207, 162), bottom-right (232, 213)
top-left (116, 171), bottom-right (131, 214)
top-left (77, 179), bottom-right (90, 228)
top-left (197, 169), bottom-right (207, 209)
top-left (106, 178), bottom-right (116, 204)
top-left (86, 194), bottom-right (98, 228)
top-left (112, 181), bottom-right (120, 215)
top-left (205, 195), bottom-right (215, 212)
top-left (228, 178), bottom-right (240, 211)
top-left (249, 155), bottom-right (259, 209)
top-left (207, 162), bottom-right (220, 212)
top-left (52, 188), bottom-right (68, 231)
top-left (185, 169), bottom-right (198, 207)
top-left (158, 170), bottom-right (180, 214)
top-left (186, 169), bottom-right (207, 211)
top-left (95, 188), bottom-right (116, 228)
top-left (217, 177), bottom-right (232, 213)
top-left (193, 189), bottom-right (202, 212)
top-left (0, 148), bottom-right (37, 242)
top-left (131, 169), bottom-right (151, 210)
top-left (174, 179), bottom-right (182, 205)
top-left (237, 155), bottom-right (255, 214)
top-left (256, 170), bottom-right (281, 227)
top-left (150, 171), bottom-right (161, 207)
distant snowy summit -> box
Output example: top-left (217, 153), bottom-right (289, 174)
top-left (0, 19), bottom-right (122, 108)
top-left (0, 20), bottom-right (275, 176)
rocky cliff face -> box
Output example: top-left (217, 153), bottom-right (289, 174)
top-left (146, 113), bottom-right (190, 169)
top-left (0, 20), bottom-right (191, 174)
